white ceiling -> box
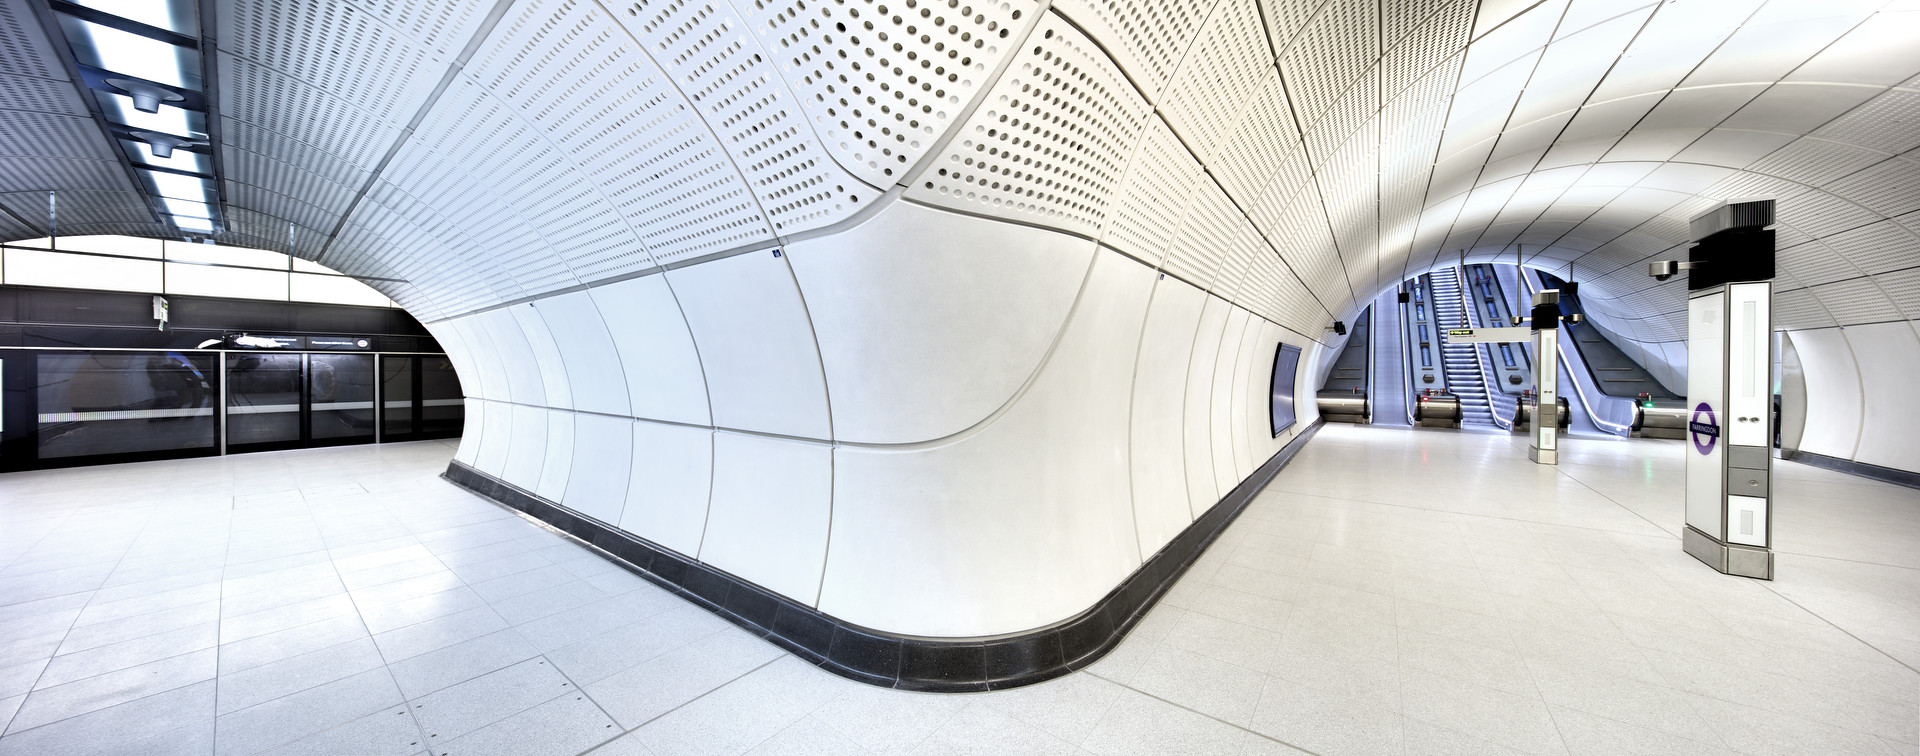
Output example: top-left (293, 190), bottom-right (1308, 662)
top-left (3, 0), bottom-right (1918, 352)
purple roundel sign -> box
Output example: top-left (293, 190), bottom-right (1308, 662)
top-left (1689, 402), bottom-right (1720, 456)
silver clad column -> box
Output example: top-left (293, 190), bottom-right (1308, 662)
top-left (1530, 306), bottom-right (1559, 465)
top-left (1680, 200), bottom-right (1777, 580)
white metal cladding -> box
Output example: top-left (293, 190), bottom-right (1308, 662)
top-left (4, 0), bottom-right (1917, 360)
top-left (1051, 0), bottom-right (1208, 102)
top-left (739, 0), bottom-right (1034, 188)
top-left (618, 0), bottom-right (872, 234)
top-left (907, 12), bottom-right (1150, 237)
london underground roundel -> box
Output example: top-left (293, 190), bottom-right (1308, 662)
top-left (1690, 402), bottom-right (1720, 456)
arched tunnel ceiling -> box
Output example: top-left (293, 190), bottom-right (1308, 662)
top-left (3, 0), bottom-right (1919, 349)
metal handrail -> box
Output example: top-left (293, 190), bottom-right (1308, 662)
top-left (1450, 266), bottom-right (1514, 430)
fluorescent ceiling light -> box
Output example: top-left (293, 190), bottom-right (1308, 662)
top-left (170, 215), bottom-right (214, 232)
top-left (97, 91), bottom-right (203, 136)
top-left (161, 198), bottom-right (212, 218)
top-left (71, 0), bottom-right (197, 34)
top-left (142, 169), bottom-right (211, 201)
top-left (59, 16), bottom-right (199, 90)
top-left (121, 139), bottom-right (210, 173)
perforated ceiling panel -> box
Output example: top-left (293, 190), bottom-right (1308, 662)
top-left (1051, 0), bottom-right (1208, 101)
top-left (741, 0), bottom-right (1034, 188)
top-left (1156, 0), bottom-right (1271, 164)
top-left (906, 12), bottom-right (1149, 238)
top-left (616, 0), bottom-right (872, 234)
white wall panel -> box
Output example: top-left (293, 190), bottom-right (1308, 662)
top-left (1842, 323), bottom-right (1920, 472)
top-left (787, 202), bottom-right (1094, 444)
top-left (474, 307), bottom-right (545, 407)
top-left (1786, 328), bottom-right (1863, 460)
top-left (817, 253), bottom-right (1154, 636)
top-left (617, 421), bottom-right (714, 560)
top-left (668, 252), bottom-right (832, 439)
top-left (536, 409), bottom-right (574, 503)
top-left (1211, 308), bottom-right (1253, 494)
top-left (509, 304), bottom-right (573, 410)
top-left (586, 275), bottom-right (711, 426)
top-left (1182, 297), bottom-right (1231, 517)
top-left (503, 404), bottom-right (548, 491)
top-left (1130, 276), bottom-right (1208, 557)
top-left (475, 398), bottom-right (512, 476)
top-left (455, 398), bottom-right (485, 466)
top-left (528, 290), bottom-right (630, 417)
top-left (565, 414), bottom-right (634, 527)
top-left (1228, 310), bottom-right (1262, 477)
top-left (699, 433), bottom-right (832, 605)
top-left (425, 318), bottom-right (479, 399)
top-left (449, 318), bottom-right (503, 401)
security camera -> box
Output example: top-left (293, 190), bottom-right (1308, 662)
top-left (1649, 260), bottom-right (1677, 281)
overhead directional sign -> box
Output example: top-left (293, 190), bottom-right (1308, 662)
top-left (1444, 326), bottom-right (1534, 343)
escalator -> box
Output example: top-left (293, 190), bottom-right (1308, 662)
top-left (1317, 307), bottom-right (1370, 423)
top-left (1538, 271), bottom-right (1679, 401)
top-left (1368, 289), bottom-right (1410, 426)
top-left (1428, 268), bottom-right (1499, 429)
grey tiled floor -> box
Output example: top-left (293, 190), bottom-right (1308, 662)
top-left (0, 427), bottom-right (1916, 755)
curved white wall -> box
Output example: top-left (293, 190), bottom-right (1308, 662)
top-left (1785, 322), bottom-right (1920, 474)
top-left (442, 201), bottom-right (1325, 637)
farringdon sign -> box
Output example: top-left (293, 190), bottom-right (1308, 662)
top-left (1690, 402), bottom-right (1720, 455)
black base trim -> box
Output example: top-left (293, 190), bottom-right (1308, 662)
top-left (1781, 450), bottom-right (1920, 490)
top-left (442, 420), bottom-right (1323, 692)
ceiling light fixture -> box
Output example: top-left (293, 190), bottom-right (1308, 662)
top-left (104, 77), bottom-right (183, 113)
top-left (129, 130), bottom-right (204, 159)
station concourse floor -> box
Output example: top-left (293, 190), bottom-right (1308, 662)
top-left (0, 425), bottom-right (1916, 756)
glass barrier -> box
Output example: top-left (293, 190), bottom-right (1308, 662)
top-left (36, 351), bottom-right (217, 459)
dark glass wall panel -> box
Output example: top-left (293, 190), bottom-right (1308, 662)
top-left (227, 353), bottom-right (302, 448)
top-left (36, 351), bottom-right (217, 459)
top-left (310, 354), bottom-right (374, 441)
top-left (382, 356), bottom-right (414, 438)
top-left (419, 357), bottom-right (463, 435)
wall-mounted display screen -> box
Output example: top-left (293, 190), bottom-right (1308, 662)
top-left (1270, 343), bottom-right (1302, 437)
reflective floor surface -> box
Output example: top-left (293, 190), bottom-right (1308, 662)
top-left (0, 426), bottom-right (1915, 755)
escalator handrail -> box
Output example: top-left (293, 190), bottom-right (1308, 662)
top-left (1450, 266), bottom-right (1514, 431)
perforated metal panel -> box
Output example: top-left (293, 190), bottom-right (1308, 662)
top-left (1051, 0), bottom-right (1208, 100)
top-left (1381, 0), bottom-right (1470, 99)
top-left (1278, 0), bottom-right (1377, 129)
top-left (1261, 0), bottom-right (1324, 54)
top-left (1823, 159), bottom-right (1920, 218)
top-left (1773, 286), bottom-right (1836, 330)
top-left (0, 0), bottom-right (65, 81)
top-left (1164, 179), bottom-right (1242, 287)
top-left (1157, 0), bottom-right (1272, 163)
top-left (616, 0), bottom-right (875, 234)
top-left (1811, 277), bottom-right (1899, 326)
top-left (740, 0), bottom-right (1034, 188)
top-left (1813, 89), bottom-right (1920, 155)
top-left (907, 12), bottom-right (1149, 237)
top-left (1103, 117), bottom-right (1199, 264)
top-left (1748, 138), bottom-right (1889, 187)
top-left (1819, 221), bottom-right (1920, 277)
top-left (1209, 69), bottom-right (1301, 208)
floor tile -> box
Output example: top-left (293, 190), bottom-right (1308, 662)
top-left (1082, 688), bottom-right (1248, 756)
top-left (6, 647), bottom-right (216, 733)
top-left (410, 658), bottom-right (578, 745)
